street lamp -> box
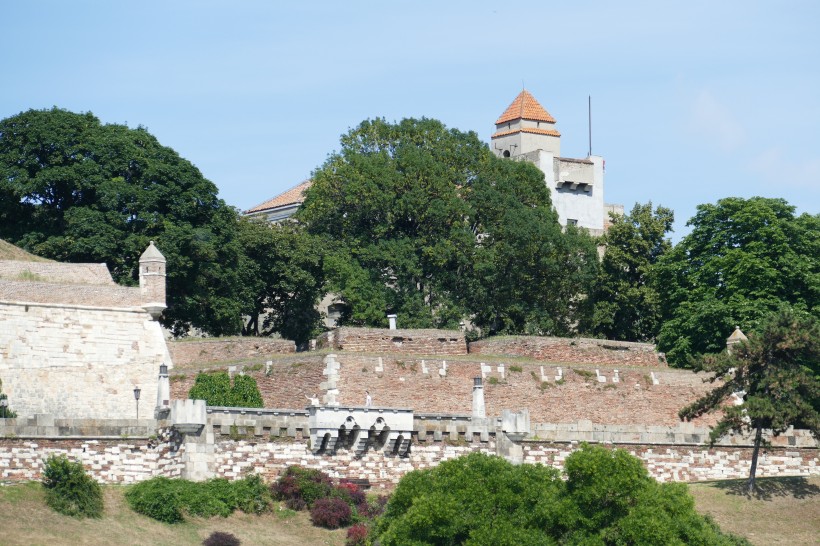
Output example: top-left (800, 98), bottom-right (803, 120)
top-left (133, 386), bottom-right (141, 419)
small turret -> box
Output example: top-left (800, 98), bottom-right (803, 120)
top-left (726, 326), bottom-right (748, 353)
top-left (139, 241), bottom-right (166, 320)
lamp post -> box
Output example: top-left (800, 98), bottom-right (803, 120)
top-left (133, 386), bottom-right (141, 420)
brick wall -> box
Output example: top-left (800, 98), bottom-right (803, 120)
top-left (168, 338), bottom-right (296, 366)
top-left (330, 327), bottom-right (467, 355)
top-left (170, 354), bottom-right (326, 410)
top-left (469, 336), bottom-right (662, 366)
top-left (0, 429), bottom-right (183, 484)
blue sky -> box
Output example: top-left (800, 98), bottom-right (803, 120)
top-left (2, 1), bottom-right (818, 239)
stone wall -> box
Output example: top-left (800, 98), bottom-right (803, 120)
top-left (0, 301), bottom-right (169, 419)
top-left (0, 429), bottom-right (183, 484)
top-left (469, 335), bottom-right (662, 366)
top-left (168, 338), bottom-right (296, 367)
top-left (326, 327), bottom-right (467, 355)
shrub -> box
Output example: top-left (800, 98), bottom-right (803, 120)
top-left (126, 475), bottom-right (269, 523)
top-left (310, 496), bottom-right (352, 529)
top-left (202, 531), bottom-right (241, 546)
top-left (346, 523), bottom-right (369, 546)
top-left (334, 481), bottom-right (367, 507)
top-left (271, 466), bottom-right (333, 508)
top-left (41, 455), bottom-right (103, 518)
top-left (357, 494), bottom-right (389, 519)
top-left (125, 477), bottom-right (184, 523)
top-left (188, 371), bottom-right (263, 408)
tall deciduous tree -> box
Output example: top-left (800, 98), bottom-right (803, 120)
top-left (679, 308), bottom-right (820, 494)
top-left (655, 197), bottom-right (819, 366)
top-left (583, 202), bottom-right (674, 341)
top-left (237, 218), bottom-right (325, 345)
top-left (0, 107), bottom-right (244, 335)
top-left (298, 117), bottom-right (598, 334)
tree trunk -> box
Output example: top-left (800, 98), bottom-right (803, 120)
top-left (747, 424), bottom-right (763, 494)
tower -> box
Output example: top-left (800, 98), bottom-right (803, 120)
top-left (139, 241), bottom-right (166, 320)
top-left (492, 90), bottom-right (607, 235)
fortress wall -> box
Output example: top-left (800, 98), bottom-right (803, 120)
top-left (329, 327), bottom-right (467, 355)
top-left (0, 429), bottom-right (184, 484)
top-left (469, 336), bottom-right (662, 367)
top-left (168, 338), bottom-right (296, 367)
top-left (0, 301), bottom-right (167, 420)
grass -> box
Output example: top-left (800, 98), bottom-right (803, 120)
top-left (1, 476), bottom-right (817, 545)
top-left (688, 475), bottom-right (820, 546)
top-left (0, 483), bottom-right (346, 546)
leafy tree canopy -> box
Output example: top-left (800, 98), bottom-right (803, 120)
top-left (298, 117), bottom-right (598, 335)
top-left (375, 447), bottom-right (747, 545)
top-left (680, 307), bottom-right (820, 493)
top-left (236, 218), bottom-right (325, 345)
top-left (655, 197), bottom-right (819, 366)
top-left (582, 202), bottom-right (674, 341)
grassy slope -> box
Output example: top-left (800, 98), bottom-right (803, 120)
top-left (0, 483), bottom-right (346, 546)
top-left (0, 239), bottom-right (51, 262)
top-left (688, 475), bottom-right (820, 546)
top-left (2, 477), bottom-right (817, 545)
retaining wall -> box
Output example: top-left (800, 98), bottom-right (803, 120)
top-left (469, 336), bottom-right (662, 366)
top-left (168, 338), bottom-right (296, 366)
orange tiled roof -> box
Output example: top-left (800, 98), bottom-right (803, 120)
top-left (245, 180), bottom-right (313, 214)
top-left (495, 90), bottom-right (556, 125)
top-left (491, 127), bottom-right (561, 139)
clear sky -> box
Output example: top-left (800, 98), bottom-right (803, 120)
top-left (2, 1), bottom-right (818, 239)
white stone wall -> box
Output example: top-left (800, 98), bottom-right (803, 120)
top-left (0, 301), bottom-right (171, 419)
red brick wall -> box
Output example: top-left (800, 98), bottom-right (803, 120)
top-left (331, 327), bottom-right (467, 355)
top-left (168, 338), bottom-right (295, 366)
top-left (469, 336), bottom-right (663, 367)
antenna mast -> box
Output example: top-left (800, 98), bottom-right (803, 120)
top-left (588, 95), bottom-right (592, 157)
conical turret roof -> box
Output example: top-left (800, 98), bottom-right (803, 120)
top-left (495, 89), bottom-right (557, 125)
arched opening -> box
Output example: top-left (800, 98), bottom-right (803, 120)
top-left (503, 150), bottom-right (511, 158)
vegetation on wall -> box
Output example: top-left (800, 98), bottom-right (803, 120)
top-left (187, 371), bottom-right (264, 408)
top-left (0, 378), bottom-right (16, 418)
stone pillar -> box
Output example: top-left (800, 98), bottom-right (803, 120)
top-left (155, 364), bottom-right (170, 419)
top-left (139, 241), bottom-right (166, 320)
top-left (387, 314), bottom-right (397, 330)
top-left (472, 377), bottom-right (485, 418)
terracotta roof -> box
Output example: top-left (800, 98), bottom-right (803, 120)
top-left (491, 127), bottom-right (561, 139)
top-left (245, 180), bottom-right (313, 214)
top-left (495, 90), bottom-right (556, 125)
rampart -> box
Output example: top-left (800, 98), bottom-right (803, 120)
top-left (320, 327), bottom-right (467, 355)
top-left (168, 338), bottom-right (296, 366)
top-left (469, 335), bottom-right (662, 366)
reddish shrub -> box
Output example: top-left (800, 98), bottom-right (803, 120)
top-left (270, 466), bottom-right (333, 508)
top-left (334, 482), bottom-right (367, 507)
top-left (346, 523), bottom-right (369, 546)
top-left (310, 497), bottom-right (353, 529)
top-left (357, 494), bottom-right (389, 519)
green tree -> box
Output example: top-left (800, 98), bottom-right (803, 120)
top-left (298, 117), bottom-right (598, 334)
top-left (237, 218), bottom-right (325, 345)
top-left (655, 197), bottom-right (819, 366)
top-left (679, 308), bottom-right (820, 494)
top-left (583, 202), bottom-right (673, 341)
top-left (374, 447), bottom-right (746, 545)
top-left (0, 108), bottom-right (244, 336)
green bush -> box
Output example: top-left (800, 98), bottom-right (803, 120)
top-left (41, 455), bottom-right (103, 518)
top-left (188, 371), bottom-right (263, 408)
top-left (125, 475), bottom-right (271, 523)
top-left (0, 379), bottom-right (17, 418)
top-left (125, 477), bottom-right (184, 523)
top-left (271, 466), bottom-right (333, 509)
top-left (374, 447), bottom-right (750, 546)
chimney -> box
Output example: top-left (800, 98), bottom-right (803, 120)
top-left (472, 377), bottom-right (485, 418)
top-left (139, 241), bottom-right (166, 320)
